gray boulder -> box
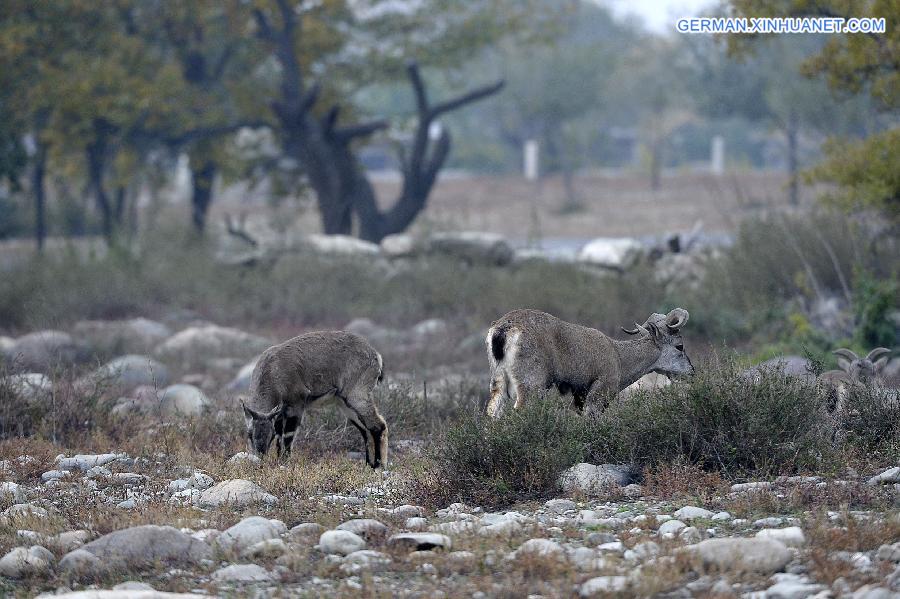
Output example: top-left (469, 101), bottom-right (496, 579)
top-left (57, 453), bottom-right (124, 471)
top-left (2, 373), bottom-right (52, 402)
top-left (687, 537), bottom-right (792, 574)
top-left (153, 325), bottom-right (271, 366)
top-left (75, 525), bottom-right (212, 570)
top-left (0, 545), bottom-right (54, 578)
top-left (44, 591), bottom-right (201, 598)
top-left (559, 463), bottom-right (635, 496)
top-left (211, 563), bottom-right (275, 583)
top-left (227, 358), bottom-right (259, 393)
top-left (318, 530), bottom-right (366, 556)
top-left (301, 234), bottom-right (380, 257)
top-left (73, 318), bottom-right (171, 354)
top-left (427, 231), bottom-right (514, 266)
top-left (157, 384), bottom-right (209, 417)
top-left (84, 355), bottom-right (169, 392)
top-left (199, 479), bottom-right (278, 508)
top-left (216, 516), bottom-right (284, 554)
top-left (5, 330), bottom-right (85, 372)
top-left (741, 356), bottom-right (816, 384)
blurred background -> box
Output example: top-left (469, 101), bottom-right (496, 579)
top-left (0, 0), bottom-right (897, 379)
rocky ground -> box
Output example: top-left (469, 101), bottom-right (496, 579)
top-left (1, 318), bottom-right (898, 598)
top-left (0, 451), bottom-right (898, 598)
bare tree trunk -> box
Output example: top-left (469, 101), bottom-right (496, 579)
top-left (254, 2), bottom-right (502, 243)
top-left (190, 160), bottom-right (216, 233)
top-left (786, 111), bottom-right (799, 206)
top-left (86, 119), bottom-right (119, 244)
top-left (32, 145), bottom-right (46, 251)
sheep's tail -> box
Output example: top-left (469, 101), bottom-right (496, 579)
top-left (490, 326), bottom-right (508, 362)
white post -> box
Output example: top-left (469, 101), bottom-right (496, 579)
top-left (711, 135), bottom-right (725, 175)
top-left (524, 139), bottom-right (539, 181)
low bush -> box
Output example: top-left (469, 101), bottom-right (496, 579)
top-left (417, 393), bottom-right (590, 507)
top-left (588, 364), bottom-right (837, 477)
top-left (416, 363), bottom-right (900, 507)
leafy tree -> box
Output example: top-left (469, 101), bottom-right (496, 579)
top-left (729, 0), bottom-right (900, 217)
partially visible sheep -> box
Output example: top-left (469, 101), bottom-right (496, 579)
top-left (818, 347), bottom-right (892, 413)
top-left (617, 372), bottom-right (671, 400)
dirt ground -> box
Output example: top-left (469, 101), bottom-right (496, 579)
top-left (211, 169), bottom-right (819, 243)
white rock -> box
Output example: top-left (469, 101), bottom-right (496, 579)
top-left (688, 537), bottom-right (792, 574)
top-left (289, 523), bottom-right (324, 539)
top-left (57, 453), bottom-right (124, 471)
top-left (731, 481), bottom-right (774, 492)
top-left (754, 517), bottom-right (787, 528)
top-left (658, 520), bottom-right (687, 537)
top-left (674, 506), bottom-right (714, 520)
top-left (427, 231), bottom-right (514, 266)
top-left (303, 234), bottom-right (380, 256)
top-left (580, 575), bottom-right (629, 596)
top-left (578, 237), bottom-right (643, 270)
top-left (227, 452), bottom-right (261, 465)
top-left (199, 479), bottom-right (277, 507)
top-left (765, 579), bottom-right (824, 599)
top-left (380, 234), bottom-right (417, 258)
top-left (6, 330), bottom-right (81, 371)
top-left (756, 527), bottom-right (806, 548)
top-left (711, 511), bottom-right (732, 521)
top-left (112, 581), bottom-right (156, 591)
top-left (54, 530), bottom-right (91, 551)
top-left (73, 525), bottom-right (213, 570)
top-left (405, 517), bottom-right (428, 531)
top-left (511, 538), bottom-right (564, 562)
top-left (211, 563), bottom-right (274, 582)
top-left (319, 530), bottom-right (366, 556)
top-left (216, 516), bottom-right (283, 553)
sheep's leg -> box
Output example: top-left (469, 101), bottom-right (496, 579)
top-left (338, 370), bottom-right (388, 469)
top-left (487, 367), bottom-right (510, 418)
top-left (584, 380), bottom-right (614, 413)
top-left (277, 406), bottom-right (304, 458)
top-left (510, 365), bottom-right (548, 410)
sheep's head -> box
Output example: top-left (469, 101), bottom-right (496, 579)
top-left (242, 401), bottom-right (282, 456)
top-left (622, 308), bottom-right (694, 377)
top-left (833, 347), bottom-right (891, 385)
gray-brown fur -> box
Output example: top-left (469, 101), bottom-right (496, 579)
top-left (818, 347), bottom-right (892, 413)
top-left (242, 330), bottom-right (387, 468)
top-left (486, 308), bottom-right (693, 417)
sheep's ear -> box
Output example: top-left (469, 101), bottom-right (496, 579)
top-left (242, 401), bottom-right (262, 420)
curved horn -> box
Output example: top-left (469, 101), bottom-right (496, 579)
top-left (665, 308), bottom-right (690, 330)
top-left (264, 404), bottom-right (282, 420)
top-left (832, 348), bottom-right (859, 363)
top-left (865, 347), bottom-right (891, 362)
top-left (622, 324), bottom-right (641, 335)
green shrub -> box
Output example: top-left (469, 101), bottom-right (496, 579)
top-left (418, 393), bottom-right (590, 507)
top-left (853, 271), bottom-right (898, 348)
top-left (588, 363), bottom-right (837, 478)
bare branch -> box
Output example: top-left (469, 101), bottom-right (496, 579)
top-left (334, 119), bottom-right (390, 143)
top-left (224, 213), bottom-right (259, 247)
top-left (422, 129), bottom-right (451, 189)
top-left (300, 82), bottom-right (321, 113)
top-left (252, 8), bottom-right (275, 41)
top-left (406, 62), bottom-right (429, 116)
top-left (431, 80), bottom-right (505, 117)
top-left (322, 105), bottom-right (341, 135)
